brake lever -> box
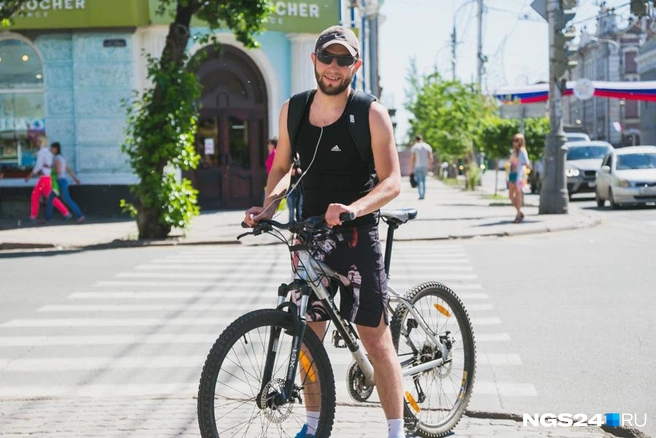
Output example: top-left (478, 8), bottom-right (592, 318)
top-left (236, 230), bottom-right (253, 240)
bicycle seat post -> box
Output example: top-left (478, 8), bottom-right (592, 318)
top-left (383, 220), bottom-right (399, 277)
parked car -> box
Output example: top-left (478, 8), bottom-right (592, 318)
top-left (529, 158), bottom-right (543, 194)
top-left (595, 145), bottom-right (656, 209)
top-left (566, 141), bottom-right (613, 199)
top-left (565, 132), bottom-right (591, 143)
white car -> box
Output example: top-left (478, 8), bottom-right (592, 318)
top-left (565, 141), bottom-right (613, 199)
top-left (595, 145), bottom-right (656, 209)
top-left (565, 132), bottom-right (591, 143)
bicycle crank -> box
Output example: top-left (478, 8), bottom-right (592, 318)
top-left (347, 361), bottom-right (375, 402)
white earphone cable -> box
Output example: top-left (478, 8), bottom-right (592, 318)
top-left (260, 127), bottom-right (323, 220)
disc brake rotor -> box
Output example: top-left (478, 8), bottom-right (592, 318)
top-left (259, 378), bottom-right (294, 423)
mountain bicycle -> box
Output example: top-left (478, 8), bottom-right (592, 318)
top-left (198, 208), bottom-right (476, 438)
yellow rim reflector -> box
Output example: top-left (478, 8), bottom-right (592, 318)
top-left (299, 351), bottom-right (316, 382)
top-left (434, 303), bottom-right (451, 317)
top-left (405, 391), bottom-right (421, 413)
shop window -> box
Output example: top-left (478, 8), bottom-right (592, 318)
top-left (0, 37), bottom-right (45, 172)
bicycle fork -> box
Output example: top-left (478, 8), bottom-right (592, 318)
top-left (257, 282), bottom-right (310, 408)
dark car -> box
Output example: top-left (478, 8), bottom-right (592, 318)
top-left (566, 141), bottom-right (613, 199)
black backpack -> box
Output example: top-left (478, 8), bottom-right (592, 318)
top-left (287, 89), bottom-right (377, 177)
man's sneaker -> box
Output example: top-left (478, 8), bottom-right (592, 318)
top-left (295, 424), bottom-right (315, 438)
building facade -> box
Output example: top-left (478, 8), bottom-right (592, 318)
top-left (0, 0), bottom-right (373, 216)
top-left (564, 8), bottom-right (653, 147)
top-left (636, 40), bottom-right (656, 145)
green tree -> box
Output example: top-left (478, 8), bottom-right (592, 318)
top-left (0, 0), bottom-right (29, 26)
top-left (122, 0), bottom-right (271, 239)
top-left (478, 115), bottom-right (549, 162)
top-left (405, 65), bottom-right (495, 188)
top-left (477, 115), bottom-right (549, 194)
top-left (478, 116), bottom-right (515, 161)
top-left (523, 117), bottom-right (550, 162)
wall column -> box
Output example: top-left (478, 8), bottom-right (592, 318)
top-left (289, 34), bottom-right (317, 95)
top-left (133, 25), bottom-right (168, 93)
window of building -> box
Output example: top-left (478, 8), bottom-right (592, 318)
top-left (624, 51), bottom-right (637, 75)
top-left (0, 36), bottom-right (45, 171)
top-left (625, 99), bottom-right (639, 119)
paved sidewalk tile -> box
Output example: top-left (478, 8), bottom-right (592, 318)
top-left (0, 397), bottom-right (620, 437)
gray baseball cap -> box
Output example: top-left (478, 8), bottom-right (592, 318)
top-left (315, 25), bottom-right (360, 58)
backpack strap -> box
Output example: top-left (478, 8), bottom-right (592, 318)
top-left (287, 89), bottom-right (377, 174)
top-left (346, 90), bottom-right (377, 171)
top-left (287, 90), bottom-right (316, 159)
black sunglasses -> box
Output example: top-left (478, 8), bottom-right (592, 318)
top-left (315, 51), bottom-right (357, 67)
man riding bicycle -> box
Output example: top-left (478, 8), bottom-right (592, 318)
top-left (244, 25), bottom-right (405, 438)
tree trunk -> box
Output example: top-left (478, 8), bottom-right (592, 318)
top-left (136, 2), bottom-right (195, 240)
top-left (137, 196), bottom-right (171, 239)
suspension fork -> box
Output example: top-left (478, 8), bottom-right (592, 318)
top-left (258, 281), bottom-right (311, 405)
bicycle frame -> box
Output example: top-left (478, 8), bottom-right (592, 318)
top-left (276, 238), bottom-right (449, 391)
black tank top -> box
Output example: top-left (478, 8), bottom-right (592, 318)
top-left (295, 96), bottom-right (377, 228)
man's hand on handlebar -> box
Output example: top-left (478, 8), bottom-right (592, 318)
top-left (325, 203), bottom-right (356, 228)
top-left (243, 205), bottom-right (275, 228)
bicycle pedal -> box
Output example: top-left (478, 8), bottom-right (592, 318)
top-left (332, 330), bottom-right (347, 348)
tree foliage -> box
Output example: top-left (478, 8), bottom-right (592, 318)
top-left (121, 53), bottom-right (201, 236)
top-left (477, 116), bottom-right (549, 161)
top-left (404, 64), bottom-right (496, 163)
top-left (121, 0), bottom-right (271, 239)
top-left (0, 0), bottom-right (29, 26)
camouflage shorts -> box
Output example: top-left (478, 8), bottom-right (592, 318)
top-left (291, 224), bottom-right (388, 328)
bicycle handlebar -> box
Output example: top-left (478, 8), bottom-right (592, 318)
top-left (238, 212), bottom-right (356, 240)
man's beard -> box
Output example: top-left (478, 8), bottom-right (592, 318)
top-left (315, 70), bottom-right (352, 96)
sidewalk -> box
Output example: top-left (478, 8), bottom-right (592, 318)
top-left (0, 397), bottom-right (629, 438)
top-left (0, 175), bottom-right (601, 251)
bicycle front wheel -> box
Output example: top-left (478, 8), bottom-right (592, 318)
top-left (391, 282), bottom-right (476, 438)
top-left (198, 308), bottom-right (336, 438)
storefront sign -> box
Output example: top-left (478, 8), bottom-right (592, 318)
top-left (8, 0), bottom-right (149, 30)
top-left (149, 0), bottom-right (340, 34)
top-left (265, 1), bottom-right (339, 32)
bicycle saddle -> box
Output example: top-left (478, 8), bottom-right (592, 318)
top-left (380, 208), bottom-right (417, 224)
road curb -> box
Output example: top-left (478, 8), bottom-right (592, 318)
top-left (463, 410), bottom-right (640, 437)
top-left (0, 214), bottom-right (603, 254)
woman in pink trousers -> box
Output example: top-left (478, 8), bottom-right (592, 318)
top-left (24, 136), bottom-right (71, 222)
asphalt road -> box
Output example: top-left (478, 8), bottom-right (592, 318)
top-left (461, 188), bottom-right (655, 436)
top-left (0, 204), bottom-right (654, 436)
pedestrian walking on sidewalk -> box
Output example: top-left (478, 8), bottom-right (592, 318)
top-left (287, 153), bottom-right (303, 222)
top-left (508, 133), bottom-right (530, 223)
top-left (265, 138), bottom-right (277, 175)
top-left (45, 142), bottom-right (85, 223)
top-left (24, 136), bottom-right (71, 223)
top-left (244, 25), bottom-right (405, 438)
top-left (263, 138), bottom-right (278, 203)
top-left (410, 135), bottom-right (433, 200)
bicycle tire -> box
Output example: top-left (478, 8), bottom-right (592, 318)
top-left (198, 308), bottom-right (336, 438)
top-left (390, 282), bottom-right (476, 438)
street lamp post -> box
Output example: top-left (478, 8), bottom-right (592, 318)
top-left (539, 0), bottom-right (569, 214)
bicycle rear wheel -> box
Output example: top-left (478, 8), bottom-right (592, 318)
top-left (198, 308), bottom-right (335, 438)
top-left (391, 282), bottom-right (476, 438)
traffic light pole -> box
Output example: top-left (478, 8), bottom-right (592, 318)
top-left (539, 0), bottom-right (569, 214)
